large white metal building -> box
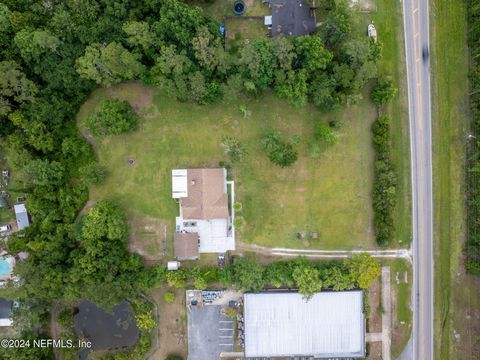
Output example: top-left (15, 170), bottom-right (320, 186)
top-left (244, 291), bottom-right (365, 359)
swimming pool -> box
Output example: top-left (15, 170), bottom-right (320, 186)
top-left (0, 259), bottom-right (10, 276)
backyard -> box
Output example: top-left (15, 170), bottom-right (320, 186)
top-left (77, 82), bottom-right (378, 254)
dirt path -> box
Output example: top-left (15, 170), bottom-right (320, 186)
top-left (237, 242), bottom-right (412, 260)
top-left (50, 304), bottom-right (60, 360)
top-left (81, 127), bottom-right (96, 147)
top-left (382, 266), bottom-right (392, 360)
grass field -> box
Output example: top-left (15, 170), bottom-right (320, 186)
top-left (78, 83), bottom-right (379, 254)
top-left (429, 0), bottom-right (480, 359)
top-left (355, 0), bottom-right (412, 246)
top-left (200, 0), bottom-right (270, 21)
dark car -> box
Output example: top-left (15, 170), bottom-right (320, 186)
top-left (422, 46), bottom-right (429, 63)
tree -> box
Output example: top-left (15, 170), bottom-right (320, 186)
top-left (123, 21), bottom-right (156, 52)
top-left (0, 61), bottom-right (37, 116)
top-left (135, 312), bottom-right (156, 331)
top-left (192, 25), bottom-right (223, 73)
top-left (0, 332), bottom-right (55, 360)
top-left (371, 79), bottom-right (398, 106)
top-left (274, 69), bottom-right (309, 108)
top-left (345, 254), bottom-right (381, 289)
top-left (314, 123), bottom-right (338, 146)
top-left (321, 0), bottom-right (352, 47)
top-left (238, 38), bottom-right (276, 95)
top-left (85, 99), bottom-right (138, 137)
top-left (25, 159), bottom-right (65, 187)
top-left (79, 162), bottom-right (106, 185)
top-left (166, 355), bottom-right (184, 360)
top-left (232, 256), bottom-right (265, 292)
top-left (294, 35), bottom-right (333, 72)
top-left (261, 131), bottom-right (298, 168)
top-left (76, 42), bottom-right (145, 86)
top-left (14, 29), bottom-right (61, 64)
top-left (321, 265), bottom-right (355, 290)
top-left (166, 269), bottom-right (189, 288)
top-left (292, 262), bottom-right (322, 298)
top-left (221, 136), bottom-right (247, 163)
top-left (310, 73), bottom-right (340, 112)
top-left (264, 261), bottom-right (294, 288)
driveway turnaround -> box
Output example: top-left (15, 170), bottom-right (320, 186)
top-left (188, 305), bottom-right (234, 360)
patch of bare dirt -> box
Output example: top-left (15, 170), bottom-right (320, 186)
top-left (129, 217), bottom-right (170, 262)
top-left (107, 81), bottom-right (153, 112)
top-left (368, 277), bottom-right (382, 333)
top-left (149, 288), bottom-right (188, 360)
top-left (367, 342), bottom-right (382, 359)
top-left (81, 127), bottom-right (97, 147)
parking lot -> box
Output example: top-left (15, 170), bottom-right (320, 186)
top-left (187, 305), bottom-right (234, 360)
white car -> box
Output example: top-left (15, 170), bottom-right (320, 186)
top-left (0, 225), bottom-right (12, 233)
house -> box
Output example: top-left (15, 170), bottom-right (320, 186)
top-left (266, 0), bottom-right (316, 37)
top-left (172, 168), bottom-right (235, 257)
top-left (0, 298), bottom-right (13, 327)
top-left (243, 291), bottom-right (366, 358)
top-left (14, 204), bottom-right (29, 230)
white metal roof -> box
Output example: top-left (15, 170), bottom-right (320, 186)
top-left (172, 169), bottom-right (188, 198)
top-left (13, 204), bottom-right (29, 230)
top-left (264, 15), bottom-right (272, 26)
top-left (244, 291), bottom-right (365, 358)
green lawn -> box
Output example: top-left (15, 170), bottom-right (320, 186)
top-left (385, 259), bottom-right (412, 359)
top-left (430, 0), bottom-right (471, 359)
top-left (355, 0), bottom-right (412, 247)
top-left (200, 0), bottom-right (270, 21)
top-left (78, 83), bottom-right (378, 252)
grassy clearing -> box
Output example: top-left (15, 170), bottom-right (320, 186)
top-left (225, 17), bottom-right (268, 47)
top-left (430, 0), bottom-right (471, 358)
top-left (78, 84), bottom-right (378, 251)
top-left (381, 259), bottom-right (412, 358)
top-left (200, 0), bottom-right (270, 21)
top-left (354, 0), bottom-right (412, 247)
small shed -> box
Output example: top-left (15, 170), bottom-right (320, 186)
top-left (174, 232), bottom-right (199, 260)
top-left (167, 261), bottom-right (181, 271)
top-left (14, 204), bottom-right (29, 230)
top-left (0, 298), bottom-right (13, 327)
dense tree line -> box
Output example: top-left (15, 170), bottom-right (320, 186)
top-left (466, 0), bottom-right (480, 275)
top-left (371, 115), bottom-right (397, 246)
top-left (159, 253), bottom-right (381, 299)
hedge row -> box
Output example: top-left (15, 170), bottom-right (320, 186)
top-left (371, 115), bottom-right (397, 246)
top-left (465, 0), bottom-right (480, 275)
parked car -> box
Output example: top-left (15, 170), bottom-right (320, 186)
top-left (0, 225), bottom-right (12, 233)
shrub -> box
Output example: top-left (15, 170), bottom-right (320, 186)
top-left (79, 162), bottom-right (106, 185)
top-left (166, 355), bottom-right (184, 360)
top-left (233, 202), bottom-right (242, 212)
top-left (371, 116), bottom-right (397, 246)
top-left (234, 216), bottom-right (245, 229)
top-left (314, 122), bottom-right (338, 146)
top-left (221, 136), bottom-right (248, 163)
top-left (370, 79), bottom-right (397, 106)
top-left (164, 292), bottom-right (175, 303)
top-left (85, 99), bottom-right (138, 137)
top-left (261, 131), bottom-right (298, 167)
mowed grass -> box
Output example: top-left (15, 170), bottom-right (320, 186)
top-left (355, 0), bottom-right (412, 247)
top-left (78, 84), bottom-right (378, 250)
top-left (430, 0), bottom-right (472, 358)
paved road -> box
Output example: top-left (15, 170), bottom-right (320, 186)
top-left (402, 0), bottom-right (434, 359)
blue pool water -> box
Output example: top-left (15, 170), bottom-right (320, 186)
top-left (0, 259), bottom-right (10, 276)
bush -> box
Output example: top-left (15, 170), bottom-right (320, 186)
top-left (221, 136), bottom-right (247, 163)
top-left (234, 216), bottom-right (245, 229)
top-left (166, 355), bottom-right (183, 360)
top-left (371, 116), bottom-right (397, 246)
top-left (79, 162), bottom-right (106, 185)
top-left (370, 79), bottom-right (397, 106)
top-left (233, 202), bottom-right (243, 211)
top-left (85, 99), bottom-right (138, 137)
top-left (164, 292), bottom-right (175, 303)
top-left (261, 131), bottom-right (299, 168)
top-left (314, 122), bottom-right (338, 146)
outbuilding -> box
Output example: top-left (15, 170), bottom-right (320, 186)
top-left (243, 291), bottom-right (366, 358)
top-left (14, 204), bottom-right (29, 230)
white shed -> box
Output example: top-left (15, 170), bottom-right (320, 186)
top-left (167, 261), bottom-right (181, 271)
top-left (172, 169), bottom-right (188, 198)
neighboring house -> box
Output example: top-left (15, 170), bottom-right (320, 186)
top-left (172, 168), bottom-right (235, 258)
top-left (243, 291), bottom-right (366, 358)
top-left (0, 298), bottom-right (13, 327)
top-left (265, 0), bottom-right (316, 36)
top-left (14, 204), bottom-right (29, 230)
